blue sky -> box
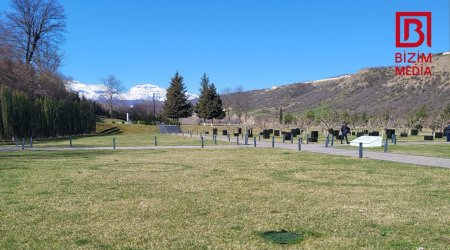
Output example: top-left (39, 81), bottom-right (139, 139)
top-left (1, 0), bottom-right (449, 94)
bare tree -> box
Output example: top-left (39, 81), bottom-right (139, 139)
top-left (101, 75), bottom-right (123, 116)
top-left (5, 0), bottom-right (66, 68)
top-left (317, 109), bottom-right (339, 133)
top-left (220, 87), bottom-right (232, 125)
top-left (230, 86), bottom-right (249, 125)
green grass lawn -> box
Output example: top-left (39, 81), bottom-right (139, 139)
top-left (1, 148), bottom-right (449, 249)
top-left (30, 133), bottom-right (229, 148)
top-left (0, 122), bottom-right (230, 148)
top-left (336, 143), bottom-right (450, 159)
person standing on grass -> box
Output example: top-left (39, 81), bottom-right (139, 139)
top-left (445, 121), bottom-right (450, 142)
top-left (341, 123), bottom-right (350, 144)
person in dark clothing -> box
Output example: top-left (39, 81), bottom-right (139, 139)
top-left (445, 121), bottom-right (450, 142)
top-left (341, 123), bottom-right (350, 144)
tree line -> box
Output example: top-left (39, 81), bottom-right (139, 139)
top-left (0, 86), bottom-right (96, 139)
top-left (0, 0), bottom-right (99, 140)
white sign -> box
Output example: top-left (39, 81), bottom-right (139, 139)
top-left (350, 136), bottom-right (382, 148)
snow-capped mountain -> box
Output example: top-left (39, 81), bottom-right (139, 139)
top-left (68, 81), bottom-right (198, 102)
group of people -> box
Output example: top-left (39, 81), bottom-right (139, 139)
top-left (337, 121), bottom-right (450, 143)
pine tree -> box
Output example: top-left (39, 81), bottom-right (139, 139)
top-left (195, 74), bottom-right (225, 124)
top-left (163, 72), bottom-right (193, 120)
top-left (209, 83), bottom-right (225, 123)
top-left (195, 74), bottom-right (213, 123)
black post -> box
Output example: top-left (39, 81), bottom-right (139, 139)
top-left (30, 137), bottom-right (33, 148)
top-left (236, 136), bottom-right (239, 145)
top-left (214, 135), bottom-right (217, 145)
top-left (272, 136), bottom-right (275, 148)
top-left (384, 138), bottom-right (388, 152)
top-left (69, 136), bottom-right (73, 148)
top-left (155, 136), bottom-right (157, 146)
top-left (298, 138), bottom-right (302, 151)
top-left (290, 135), bottom-right (293, 144)
top-left (393, 134), bottom-right (397, 145)
top-left (254, 137), bottom-right (257, 147)
top-left (201, 136), bottom-right (204, 148)
top-left (113, 137), bottom-right (116, 150)
top-left (21, 138), bottom-right (24, 151)
top-left (359, 142), bottom-right (363, 158)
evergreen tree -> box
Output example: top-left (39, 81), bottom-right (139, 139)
top-left (195, 73), bottom-right (212, 123)
top-left (163, 72), bottom-right (193, 119)
top-left (195, 74), bottom-right (225, 124)
top-left (1, 86), bottom-right (13, 138)
top-left (209, 83), bottom-right (225, 123)
top-left (279, 107), bottom-right (283, 124)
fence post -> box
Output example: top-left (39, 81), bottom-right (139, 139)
top-left (290, 135), bottom-right (293, 144)
top-left (201, 136), bottom-right (204, 148)
top-left (298, 138), bottom-right (302, 151)
top-left (155, 136), bottom-right (157, 146)
top-left (359, 142), bottom-right (363, 158)
top-left (236, 136), bottom-right (239, 145)
top-left (113, 137), bottom-right (116, 150)
top-left (254, 137), bottom-right (257, 147)
top-left (393, 134), bottom-right (397, 145)
top-left (272, 136), bottom-right (275, 148)
top-left (214, 135), bottom-right (217, 145)
top-left (69, 136), bottom-right (73, 148)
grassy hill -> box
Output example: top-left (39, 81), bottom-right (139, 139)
top-left (239, 53), bottom-right (450, 116)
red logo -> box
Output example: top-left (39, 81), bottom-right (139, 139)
top-left (396, 12), bottom-right (432, 47)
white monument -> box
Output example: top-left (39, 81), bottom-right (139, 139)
top-left (350, 136), bottom-right (382, 148)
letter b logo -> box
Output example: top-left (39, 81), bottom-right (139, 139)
top-left (396, 12), bottom-right (432, 47)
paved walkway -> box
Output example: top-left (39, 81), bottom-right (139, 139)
top-left (191, 134), bottom-right (450, 169)
top-left (1, 134), bottom-right (449, 169)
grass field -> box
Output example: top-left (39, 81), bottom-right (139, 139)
top-left (0, 122), bottom-right (230, 148)
top-left (336, 143), bottom-right (450, 159)
top-left (1, 148), bottom-right (449, 249)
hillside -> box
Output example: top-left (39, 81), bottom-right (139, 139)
top-left (242, 53), bottom-right (450, 116)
